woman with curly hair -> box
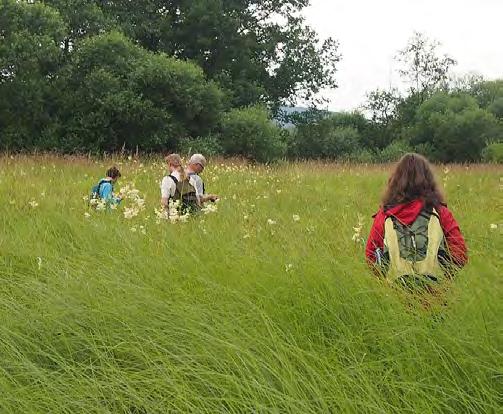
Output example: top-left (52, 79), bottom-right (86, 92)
top-left (366, 153), bottom-right (467, 289)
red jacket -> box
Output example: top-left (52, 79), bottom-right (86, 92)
top-left (365, 199), bottom-right (468, 267)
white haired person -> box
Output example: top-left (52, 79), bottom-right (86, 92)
top-left (161, 154), bottom-right (200, 214)
top-left (186, 154), bottom-right (219, 204)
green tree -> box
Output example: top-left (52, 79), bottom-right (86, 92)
top-left (57, 32), bottom-right (223, 152)
top-left (97, 0), bottom-right (340, 107)
top-left (411, 93), bottom-right (500, 162)
top-left (291, 113), bottom-right (363, 159)
top-left (468, 79), bottom-right (503, 109)
top-left (482, 142), bottom-right (503, 163)
top-left (364, 88), bottom-right (402, 149)
top-left (396, 32), bottom-right (456, 98)
top-left (0, 0), bottom-right (66, 149)
top-left (219, 105), bottom-right (286, 162)
top-left (43, 0), bottom-right (108, 54)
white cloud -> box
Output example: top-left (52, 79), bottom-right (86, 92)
top-left (303, 0), bottom-right (503, 111)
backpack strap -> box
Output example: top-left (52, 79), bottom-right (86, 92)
top-left (94, 179), bottom-right (108, 195)
top-left (165, 175), bottom-right (178, 201)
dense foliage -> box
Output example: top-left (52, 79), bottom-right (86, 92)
top-left (1, 3), bottom-right (502, 162)
top-left (0, 0), bottom-right (338, 159)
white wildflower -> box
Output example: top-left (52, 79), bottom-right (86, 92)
top-left (123, 207), bottom-right (139, 219)
top-left (352, 214), bottom-right (364, 243)
top-left (84, 212), bottom-right (91, 219)
top-left (490, 224), bottom-right (498, 230)
top-left (292, 214), bottom-right (300, 222)
top-left (285, 263), bottom-right (293, 272)
top-left (154, 208), bottom-right (169, 220)
top-left (28, 200), bottom-right (38, 208)
top-left (267, 219), bottom-right (276, 225)
top-left (96, 200), bottom-right (107, 211)
top-left (178, 213), bottom-right (190, 223)
top-left (201, 203), bottom-right (218, 215)
top-left (37, 257), bottom-right (42, 270)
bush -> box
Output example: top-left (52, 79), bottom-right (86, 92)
top-left (0, 0), bottom-right (66, 150)
top-left (489, 97), bottom-right (503, 119)
top-left (220, 106), bottom-right (286, 162)
top-left (291, 113), bottom-right (364, 159)
top-left (482, 142), bottom-right (503, 163)
top-left (377, 140), bottom-right (413, 162)
top-left (321, 126), bottom-right (361, 158)
top-left (411, 92), bottom-right (499, 162)
top-left (178, 135), bottom-right (223, 157)
top-left (56, 32), bottom-right (224, 153)
top-left (346, 148), bottom-right (376, 163)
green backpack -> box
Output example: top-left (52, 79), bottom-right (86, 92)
top-left (383, 208), bottom-right (447, 287)
top-left (168, 175), bottom-right (200, 214)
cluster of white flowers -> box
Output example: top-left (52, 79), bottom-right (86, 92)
top-left (95, 199), bottom-right (107, 211)
top-left (201, 202), bottom-right (218, 215)
top-left (352, 214), bottom-right (364, 244)
top-left (154, 200), bottom-right (190, 224)
top-left (130, 224), bottom-right (147, 234)
top-left (119, 184), bottom-right (146, 219)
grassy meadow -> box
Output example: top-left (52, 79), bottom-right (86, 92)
top-left (0, 155), bottom-right (502, 413)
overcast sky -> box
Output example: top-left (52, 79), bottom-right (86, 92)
top-left (302, 0), bottom-right (503, 111)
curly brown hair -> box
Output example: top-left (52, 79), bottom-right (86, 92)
top-left (382, 153), bottom-right (445, 209)
top-left (106, 166), bottom-right (121, 180)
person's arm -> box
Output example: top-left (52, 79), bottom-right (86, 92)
top-left (101, 183), bottom-right (122, 204)
top-left (191, 176), bottom-right (217, 204)
top-left (438, 206), bottom-right (468, 267)
top-left (365, 210), bottom-right (385, 267)
top-left (200, 194), bottom-right (219, 203)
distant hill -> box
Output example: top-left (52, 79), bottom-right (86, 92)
top-left (276, 106), bottom-right (332, 128)
top-left (276, 106), bottom-right (309, 128)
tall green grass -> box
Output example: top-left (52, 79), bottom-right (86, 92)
top-left (0, 155), bottom-right (501, 413)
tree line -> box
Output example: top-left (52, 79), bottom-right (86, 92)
top-left (1, 1), bottom-right (502, 162)
top-left (286, 33), bottom-right (503, 163)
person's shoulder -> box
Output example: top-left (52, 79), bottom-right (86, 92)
top-left (189, 174), bottom-right (202, 185)
top-left (435, 203), bottom-right (450, 215)
top-left (372, 207), bottom-right (385, 219)
top-left (161, 175), bottom-right (174, 186)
